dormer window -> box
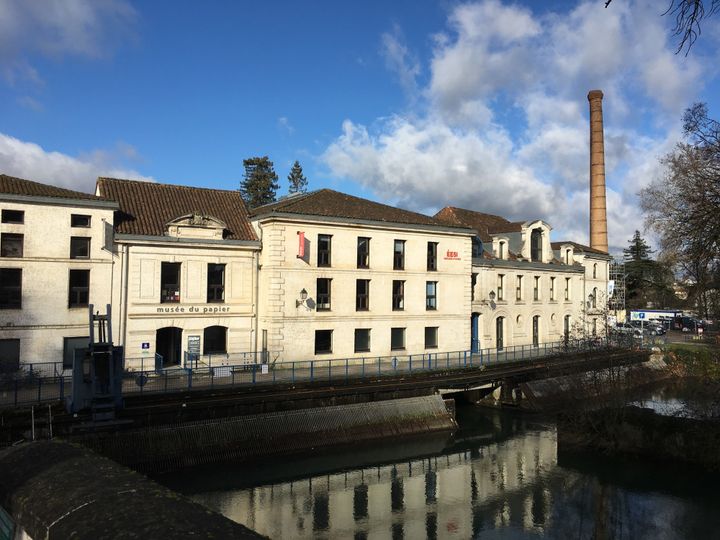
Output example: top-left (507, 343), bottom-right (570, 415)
top-left (565, 248), bottom-right (572, 265)
top-left (531, 228), bottom-right (543, 262)
top-left (498, 241), bottom-right (505, 260)
top-left (472, 237), bottom-right (483, 258)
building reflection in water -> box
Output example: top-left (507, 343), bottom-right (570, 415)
top-left (183, 409), bottom-right (720, 540)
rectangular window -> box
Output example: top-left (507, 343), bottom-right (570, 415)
top-left (497, 274), bottom-right (504, 301)
top-left (318, 234), bottom-right (332, 267)
top-left (357, 237), bottom-right (370, 269)
top-left (1, 209), bottom-right (24, 224)
top-left (0, 339), bottom-right (20, 373)
top-left (68, 269), bottom-right (89, 308)
top-left (70, 237), bottom-right (90, 259)
top-left (534, 276), bottom-right (540, 301)
top-left (472, 237), bottom-right (483, 258)
top-left (315, 329), bottom-right (332, 354)
top-left (471, 273), bottom-right (477, 302)
top-left (71, 214), bottom-right (91, 228)
top-left (391, 327), bottom-right (405, 350)
top-left (426, 281), bottom-right (437, 310)
top-left (392, 280), bottom-right (404, 310)
top-left (0, 268), bottom-right (21, 309)
top-left (356, 279), bottom-right (369, 311)
top-left (425, 327), bottom-right (438, 349)
top-left (565, 277), bottom-right (571, 301)
top-left (207, 263), bottom-right (225, 302)
top-left (161, 262), bottom-right (181, 303)
top-left (516, 275), bottom-right (523, 301)
top-left (354, 328), bottom-right (371, 353)
top-left (317, 278), bottom-right (331, 311)
top-left (393, 240), bottom-right (405, 270)
top-left (427, 242), bottom-right (438, 271)
top-left (550, 277), bottom-right (556, 301)
top-left (1, 233), bottom-right (23, 257)
top-left (63, 336), bottom-right (88, 370)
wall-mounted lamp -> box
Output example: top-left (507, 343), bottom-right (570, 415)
top-left (488, 290), bottom-right (496, 302)
top-left (296, 288), bottom-right (308, 308)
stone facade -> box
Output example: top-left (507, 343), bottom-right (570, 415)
top-left (253, 215), bottom-right (473, 362)
top-left (0, 188), bottom-right (117, 370)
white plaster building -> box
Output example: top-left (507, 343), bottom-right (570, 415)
top-left (0, 174), bottom-right (118, 372)
top-left (249, 190), bottom-right (474, 362)
top-left (435, 207), bottom-right (610, 351)
top-left (96, 178), bottom-right (261, 370)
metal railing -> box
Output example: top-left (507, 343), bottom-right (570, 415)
top-left (0, 337), bottom-right (634, 408)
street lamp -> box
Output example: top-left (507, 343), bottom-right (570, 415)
top-left (296, 288), bottom-right (308, 308)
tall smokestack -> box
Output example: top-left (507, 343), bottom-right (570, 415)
top-left (588, 89), bottom-right (608, 253)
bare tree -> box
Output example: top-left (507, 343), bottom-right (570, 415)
top-left (606, 0), bottom-right (720, 54)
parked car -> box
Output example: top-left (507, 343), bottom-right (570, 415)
top-left (615, 322), bottom-right (635, 334)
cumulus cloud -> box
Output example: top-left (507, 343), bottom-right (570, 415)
top-left (0, 132), bottom-right (152, 193)
top-left (322, 0), bottom-right (714, 252)
top-left (0, 0), bottom-right (137, 85)
top-left (381, 25), bottom-right (421, 98)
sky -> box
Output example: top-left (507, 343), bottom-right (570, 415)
top-left (1, 0), bottom-right (719, 254)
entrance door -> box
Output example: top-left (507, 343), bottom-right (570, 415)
top-left (532, 316), bottom-right (539, 347)
top-left (156, 327), bottom-right (182, 367)
top-left (471, 313), bottom-right (479, 353)
top-left (496, 317), bottom-right (504, 351)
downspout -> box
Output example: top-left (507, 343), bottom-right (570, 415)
top-left (253, 223), bottom-right (262, 358)
top-left (121, 244), bottom-right (130, 349)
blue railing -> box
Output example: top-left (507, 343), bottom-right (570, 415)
top-left (0, 337), bottom-right (634, 408)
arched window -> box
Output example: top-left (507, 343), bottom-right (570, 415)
top-left (565, 249), bottom-right (571, 264)
top-left (498, 241), bottom-right (506, 260)
top-left (203, 325), bottom-right (227, 355)
top-left (593, 263), bottom-right (597, 279)
top-left (532, 315), bottom-right (540, 347)
top-left (531, 228), bottom-right (543, 262)
top-left (592, 287), bottom-right (597, 309)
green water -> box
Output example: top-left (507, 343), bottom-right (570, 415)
top-left (161, 405), bottom-right (720, 539)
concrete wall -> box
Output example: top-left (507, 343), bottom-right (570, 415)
top-left (255, 217), bottom-right (473, 362)
top-left (0, 199), bottom-right (115, 368)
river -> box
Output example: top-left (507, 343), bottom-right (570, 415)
top-left (159, 403), bottom-right (720, 539)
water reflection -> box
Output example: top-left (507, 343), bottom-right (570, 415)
top-left (164, 406), bottom-right (720, 539)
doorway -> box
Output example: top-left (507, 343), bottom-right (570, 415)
top-left (471, 313), bottom-right (480, 352)
top-left (156, 327), bottom-right (182, 367)
top-left (496, 317), bottom-right (504, 351)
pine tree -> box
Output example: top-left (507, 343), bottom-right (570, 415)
top-left (240, 156), bottom-right (279, 208)
top-left (287, 160), bottom-right (308, 194)
top-left (623, 230), bottom-right (654, 262)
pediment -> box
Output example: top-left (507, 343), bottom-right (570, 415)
top-left (165, 213), bottom-right (227, 239)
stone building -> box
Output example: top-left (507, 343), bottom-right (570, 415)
top-left (435, 206), bottom-right (609, 351)
top-left (249, 190), bottom-right (474, 362)
top-left (0, 174), bottom-right (117, 371)
top-left (95, 178), bottom-right (260, 370)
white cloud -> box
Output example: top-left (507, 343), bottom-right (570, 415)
top-left (0, 132), bottom-right (152, 193)
top-left (0, 0), bottom-right (137, 85)
top-left (323, 0), bottom-right (708, 252)
top-left (277, 116), bottom-right (295, 135)
top-left (381, 25), bottom-right (421, 98)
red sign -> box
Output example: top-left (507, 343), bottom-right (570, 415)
top-left (297, 231), bottom-right (305, 258)
top-left (444, 250), bottom-right (460, 260)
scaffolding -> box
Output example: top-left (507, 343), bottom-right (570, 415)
top-left (609, 258), bottom-right (626, 314)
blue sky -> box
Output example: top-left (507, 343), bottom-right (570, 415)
top-left (1, 0), bottom-right (719, 253)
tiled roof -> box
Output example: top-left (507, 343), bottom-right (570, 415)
top-left (551, 240), bottom-right (610, 256)
top-left (0, 174), bottom-right (107, 202)
top-left (96, 177), bottom-right (257, 241)
top-left (250, 189), bottom-right (469, 230)
top-left (434, 206), bottom-right (522, 241)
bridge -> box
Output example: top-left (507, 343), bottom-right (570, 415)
top-left (0, 338), bottom-right (648, 442)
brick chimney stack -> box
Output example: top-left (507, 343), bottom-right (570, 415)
top-left (588, 89), bottom-right (608, 253)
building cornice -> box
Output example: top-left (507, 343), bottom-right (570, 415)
top-left (114, 234), bottom-right (261, 249)
top-left (252, 212), bottom-right (475, 237)
top-left (472, 257), bottom-right (585, 273)
top-left (0, 193), bottom-right (119, 210)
